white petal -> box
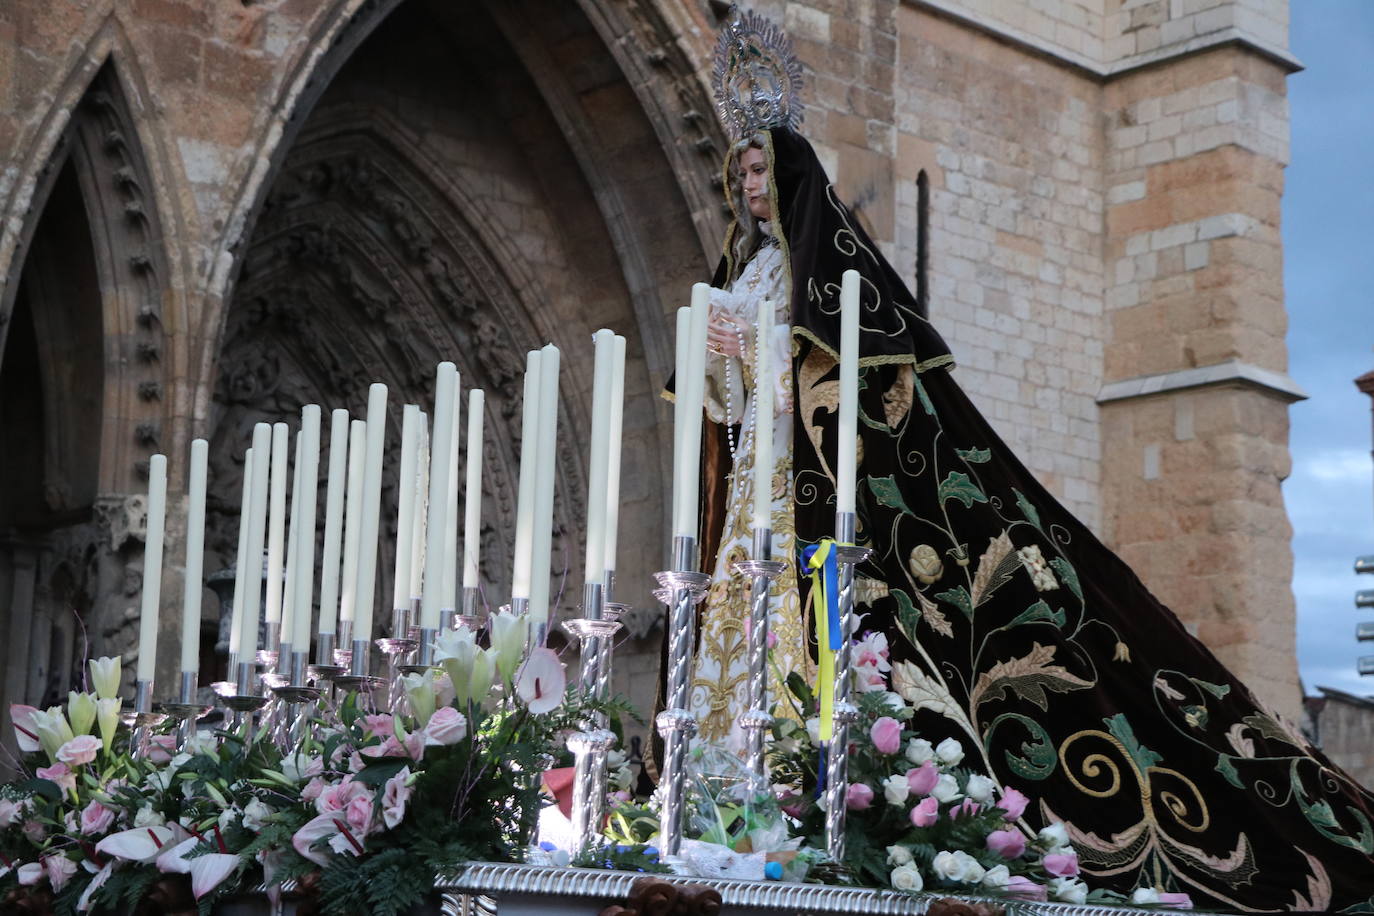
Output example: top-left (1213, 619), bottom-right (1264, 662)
top-left (95, 826), bottom-right (173, 863)
top-left (190, 853), bottom-right (242, 899)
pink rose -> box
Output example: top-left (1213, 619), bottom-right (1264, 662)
top-left (361, 714), bottom-right (395, 740)
top-left (948, 798), bottom-right (982, 820)
top-left (996, 787), bottom-right (1029, 821)
top-left (909, 795), bottom-right (939, 827)
top-left (314, 776), bottom-right (368, 815)
top-left (870, 717), bottom-right (902, 755)
top-left (301, 777), bottom-right (326, 803)
top-left (80, 801), bottom-right (115, 836)
top-left (986, 828), bottom-right (1027, 858)
top-left (845, 783), bottom-right (874, 810)
top-left (1159, 892), bottom-right (1193, 909)
top-left (766, 631), bottom-right (779, 649)
top-left (381, 767), bottom-right (412, 829)
top-left (147, 734), bottom-right (177, 765)
top-left (36, 762), bottom-right (75, 794)
top-left (906, 761), bottom-right (939, 795)
top-left (1043, 851), bottom-right (1080, 877)
top-left (43, 855), bottom-right (76, 891)
top-left (1007, 875), bottom-right (1047, 901)
top-left (343, 795), bottom-right (374, 836)
top-left (423, 707), bottom-right (467, 746)
top-left (56, 735), bottom-right (101, 767)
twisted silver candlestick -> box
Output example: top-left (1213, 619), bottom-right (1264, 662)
top-left (823, 511), bottom-right (872, 863)
top-left (733, 527), bottom-right (785, 796)
top-left (653, 536), bottom-right (708, 858)
top-left (562, 581), bottom-right (624, 855)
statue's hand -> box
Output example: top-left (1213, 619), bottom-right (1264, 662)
top-left (706, 307), bottom-right (745, 358)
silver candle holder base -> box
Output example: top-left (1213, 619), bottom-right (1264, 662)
top-left (332, 620), bottom-right (354, 668)
top-left (566, 727), bottom-right (617, 856)
top-left (732, 537), bottom-right (786, 797)
top-left (157, 672), bottom-right (208, 746)
top-left (124, 679), bottom-right (167, 757)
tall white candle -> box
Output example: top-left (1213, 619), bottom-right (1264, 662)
top-left (583, 329), bottom-right (615, 584)
top-left (354, 384), bottom-right (389, 644)
top-left (511, 351), bottom-right (542, 600)
top-left (529, 344), bottom-right (561, 627)
top-left (675, 284), bottom-right (711, 539)
top-left (392, 405), bottom-right (421, 612)
top-left (753, 300), bottom-right (775, 530)
top-left (671, 307), bottom-right (691, 537)
top-left (316, 409), bottom-right (349, 643)
top-left (293, 406), bottom-right (321, 651)
top-left (264, 423), bottom-right (289, 626)
top-left (604, 335), bottom-right (626, 580)
top-left (339, 419), bottom-right (367, 625)
top-left (409, 416), bottom-right (428, 602)
top-left (241, 424), bottom-right (274, 660)
top-left (136, 454), bottom-right (168, 683)
top-left (280, 432), bottom-right (304, 650)
top-left (228, 448), bottom-right (254, 658)
top-left (461, 390), bottom-right (485, 590)
top-left (421, 363), bottom-right (458, 629)
top-left (180, 439), bottom-right (208, 675)
top-left (837, 270), bottom-right (860, 515)
top-left (442, 394), bottom-right (461, 610)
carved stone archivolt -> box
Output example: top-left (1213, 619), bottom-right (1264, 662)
top-left (213, 126), bottom-right (589, 617)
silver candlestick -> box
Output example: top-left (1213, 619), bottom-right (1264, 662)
top-left (823, 511), bottom-right (872, 862)
top-left (158, 671), bottom-right (207, 748)
top-left (271, 650), bottom-right (322, 750)
top-left (653, 535), bottom-right (708, 858)
top-left (562, 581), bottom-right (622, 856)
top-left (732, 527), bottom-right (785, 795)
top-left (377, 607), bottom-right (419, 715)
top-left (456, 585), bottom-right (483, 631)
top-left (125, 679), bottom-right (167, 758)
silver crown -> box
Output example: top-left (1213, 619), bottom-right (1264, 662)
top-left (712, 6), bottom-right (806, 142)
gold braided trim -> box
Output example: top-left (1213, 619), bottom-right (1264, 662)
top-left (791, 325), bottom-right (956, 373)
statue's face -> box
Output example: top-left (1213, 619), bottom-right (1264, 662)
top-left (738, 146), bottom-right (772, 221)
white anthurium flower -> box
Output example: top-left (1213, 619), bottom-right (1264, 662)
top-left (191, 854), bottom-right (243, 900)
top-left (67, 692), bottom-right (97, 737)
top-left (76, 861), bottom-right (113, 912)
top-left (156, 837), bottom-right (197, 875)
top-left (95, 698), bottom-right (121, 753)
top-left (401, 670), bottom-right (438, 727)
top-left (89, 657), bottom-right (122, 700)
top-left (515, 647), bottom-right (564, 715)
top-left (486, 610), bottom-right (529, 688)
top-left (96, 825), bottom-right (174, 863)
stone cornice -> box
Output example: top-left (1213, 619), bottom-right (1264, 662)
top-left (905, 0), bottom-right (1303, 80)
top-left (1096, 360), bottom-right (1308, 405)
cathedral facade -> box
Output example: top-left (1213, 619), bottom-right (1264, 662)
top-left (0, 0), bottom-right (1303, 737)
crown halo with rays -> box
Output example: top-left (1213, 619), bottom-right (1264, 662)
top-left (712, 5), bottom-right (806, 143)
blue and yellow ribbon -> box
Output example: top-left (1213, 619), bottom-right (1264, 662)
top-left (802, 539), bottom-right (842, 742)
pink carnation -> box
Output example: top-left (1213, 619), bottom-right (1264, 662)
top-left (381, 767), bottom-right (412, 829)
top-left (986, 828), bottom-right (1027, 858)
top-left (906, 761), bottom-right (938, 795)
top-left (909, 795), bottom-right (939, 827)
top-left (996, 787), bottom-right (1029, 821)
top-left (1043, 851), bottom-right (1080, 877)
top-left (845, 783), bottom-right (874, 810)
top-left (869, 716), bottom-right (902, 755)
top-left (80, 801), bottom-right (115, 837)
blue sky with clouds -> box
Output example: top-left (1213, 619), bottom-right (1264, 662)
top-left (1284, 4), bottom-right (1374, 698)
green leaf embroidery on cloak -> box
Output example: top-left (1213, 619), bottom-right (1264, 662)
top-left (933, 585), bottom-right (974, 621)
top-left (1006, 599), bottom-right (1067, 630)
top-left (1189, 678), bottom-right (1231, 700)
top-left (957, 447), bottom-right (991, 463)
top-left (894, 588), bottom-right (952, 640)
top-left (984, 712), bottom-right (1057, 781)
top-left (1105, 713), bottom-right (1163, 774)
top-left (867, 475), bottom-right (914, 516)
top-left (939, 471), bottom-right (989, 509)
top-left (1049, 557), bottom-right (1081, 601)
top-left (1013, 488), bottom-right (1042, 531)
top-left (1215, 755), bottom-right (1244, 789)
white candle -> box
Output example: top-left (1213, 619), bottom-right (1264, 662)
top-left (136, 454), bottom-right (167, 683)
top-left (316, 410), bottom-right (349, 643)
top-left (442, 394), bottom-right (461, 609)
top-left (583, 329), bottom-right (616, 585)
top-left (462, 390), bottom-right (485, 590)
top-left (264, 423), bottom-right (289, 626)
top-left (339, 419), bottom-right (367, 625)
top-left (753, 300), bottom-right (775, 530)
top-left (180, 439), bottom-right (208, 675)
top-left (354, 383), bottom-right (389, 644)
top-left (280, 432), bottom-right (304, 650)
top-left (293, 405), bottom-right (321, 651)
top-left (228, 448), bottom-right (254, 658)
top-left (511, 350), bottom-right (542, 600)
top-left (241, 423), bottom-right (273, 660)
top-left (409, 416), bottom-right (428, 602)
top-left (837, 270), bottom-right (860, 515)
top-left (392, 405), bottom-right (421, 612)
top-left (675, 284), bottom-right (711, 539)
top-left (604, 335), bottom-right (626, 580)
top-left (671, 307), bottom-right (691, 537)
top-left (421, 362), bottom-right (458, 629)
top-left (529, 343), bottom-right (561, 627)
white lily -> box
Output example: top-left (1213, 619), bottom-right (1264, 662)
top-left (401, 670), bottom-right (437, 726)
top-left (95, 698), bottom-right (121, 753)
top-left (67, 692), bottom-right (97, 737)
top-left (487, 610), bottom-right (529, 688)
top-left (89, 657), bottom-right (121, 700)
top-left (435, 628), bottom-right (478, 704)
top-left (468, 648), bottom-right (496, 707)
top-left (29, 707), bottom-right (74, 762)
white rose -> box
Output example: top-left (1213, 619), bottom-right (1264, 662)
top-left (931, 773), bottom-right (962, 803)
top-left (886, 844), bottom-right (914, 866)
top-left (133, 805), bottom-right (164, 828)
top-left (882, 773), bottom-right (911, 805)
top-left (935, 737), bottom-right (964, 766)
top-left (805, 718), bottom-right (822, 745)
top-left (879, 691), bottom-right (906, 711)
top-left (890, 863), bottom-right (924, 892)
top-left (217, 806), bottom-right (237, 831)
top-left (982, 864), bottom-right (1011, 890)
top-left (1132, 888), bottom-right (1161, 904)
top-left (241, 798), bottom-right (272, 832)
top-left (184, 730), bottom-right (218, 756)
top-left (965, 773), bottom-right (995, 803)
top-left (606, 749), bottom-right (628, 769)
top-left (932, 850), bottom-right (984, 884)
top-left (1051, 877), bottom-right (1088, 904)
top-left (905, 738), bottom-right (935, 765)
top-left (1039, 822), bottom-right (1070, 850)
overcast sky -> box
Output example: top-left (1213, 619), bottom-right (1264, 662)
top-left (1284, 4), bottom-right (1374, 698)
